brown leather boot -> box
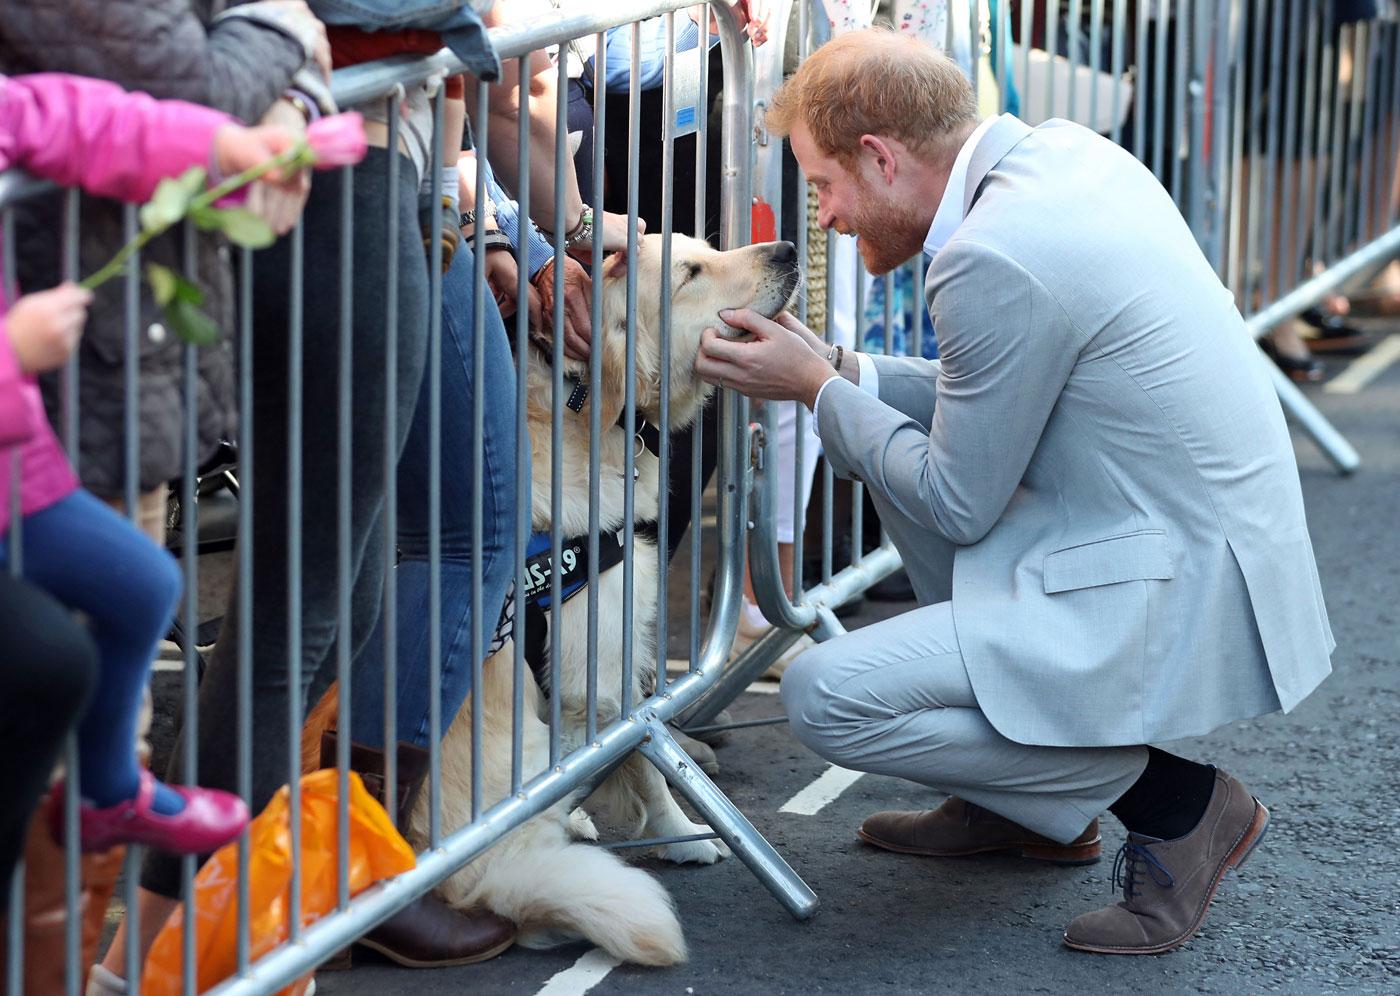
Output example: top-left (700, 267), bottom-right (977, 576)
top-left (320, 733), bottom-right (516, 968)
top-left (858, 797), bottom-right (1102, 865)
top-left (1063, 769), bottom-right (1269, 955)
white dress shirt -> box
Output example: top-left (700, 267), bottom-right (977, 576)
top-left (810, 114), bottom-right (1004, 427)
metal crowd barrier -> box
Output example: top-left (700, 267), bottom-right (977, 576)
top-left (684, 0), bottom-right (1398, 726)
top-left (2, 3), bottom-right (821, 994)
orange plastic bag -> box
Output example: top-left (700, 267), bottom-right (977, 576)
top-left (141, 769), bottom-right (417, 995)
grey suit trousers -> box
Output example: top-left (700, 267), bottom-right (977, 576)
top-left (781, 493), bottom-right (1148, 845)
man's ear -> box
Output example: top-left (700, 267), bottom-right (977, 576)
top-left (860, 134), bottom-right (898, 186)
top-left (603, 250), bottom-right (629, 281)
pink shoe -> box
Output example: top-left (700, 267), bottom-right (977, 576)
top-left (48, 770), bottom-right (250, 854)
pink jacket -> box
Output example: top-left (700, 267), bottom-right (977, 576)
top-left (0, 73), bottom-right (233, 532)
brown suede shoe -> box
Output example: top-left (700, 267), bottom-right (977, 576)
top-left (356, 901), bottom-right (517, 968)
top-left (1062, 769), bottom-right (1269, 955)
top-left (858, 797), bottom-right (1102, 865)
top-left (319, 732), bottom-right (517, 969)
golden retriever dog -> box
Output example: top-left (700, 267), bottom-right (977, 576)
top-left (411, 234), bottom-right (800, 965)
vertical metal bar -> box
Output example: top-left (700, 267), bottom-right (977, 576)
top-left (470, 77), bottom-right (489, 823)
top-left (1133, 0), bottom-right (1148, 160)
top-left (1110, 0), bottom-right (1125, 145)
top-left (1089, 0), bottom-right (1104, 130)
top-left (1067, 0), bottom-right (1083, 123)
top-left (120, 197), bottom-right (142, 996)
top-left (622, 19), bottom-right (642, 715)
top-left (1046, 0), bottom-right (1061, 118)
top-left (970, 0), bottom-right (982, 103)
top-left (1328, 25), bottom-right (1350, 267)
top-left (998, 0), bottom-right (1011, 116)
top-left (123, 203), bottom-right (139, 519)
top-left (61, 188), bottom-right (80, 461)
top-left (1261, 0), bottom-right (1285, 305)
top-left (6, 863), bottom-right (21, 996)
top-left (588, 33), bottom-right (607, 737)
top-left (1388, 21), bottom-right (1400, 231)
top-left (428, 86), bottom-right (446, 847)
top-left (1021, 0), bottom-right (1035, 120)
top-left (549, 54), bottom-right (568, 767)
top-left (1152, 0), bottom-right (1169, 180)
top-left (1243, 0), bottom-right (1266, 315)
top-left (59, 186), bottom-right (81, 996)
top-left (1311, 4), bottom-right (1335, 293)
top-left (285, 216), bottom-right (305, 946)
top-left (335, 163), bottom-right (354, 911)
top-left (657, 11), bottom-right (676, 699)
top-left (1208, 0), bottom-right (1233, 274)
top-left (180, 222), bottom-right (200, 996)
top-left (689, 4), bottom-right (709, 671)
top-left (512, 56), bottom-right (532, 792)
top-left (62, 732), bottom-right (80, 996)
top-left (235, 245), bottom-right (254, 974)
top-left (1353, 23), bottom-right (1377, 250)
top-left (1295, 2), bottom-right (1321, 286)
top-left (1277, 0), bottom-right (1303, 295)
top-left (1226, 0), bottom-right (1247, 299)
top-left (820, 228), bottom-right (834, 584)
top-left (382, 89), bottom-right (403, 817)
top-left (791, 0), bottom-right (809, 601)
top-left (850, 249), bottom-right (864, 567)
top-left (1171, 0), bottom-right (1190, 206)
top-left (1186, 0), bottom-right (1209, 250)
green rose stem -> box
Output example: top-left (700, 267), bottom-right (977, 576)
top-left (79, 141), bottom-right (316, 292)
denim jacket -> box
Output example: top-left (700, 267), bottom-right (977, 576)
top-left (310, 0), bottom-right (501, 80)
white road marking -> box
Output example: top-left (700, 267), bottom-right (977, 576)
top-left (779, 764), bottom-right (865, 815)
top-left (1325, 333), bottom-right (1400, 394)
top-left (748, 680), bottom-right (781, 695)
top-left (535, 949), bottom-right (622, 996)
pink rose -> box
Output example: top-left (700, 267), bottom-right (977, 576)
top-left (306, 112), bottom-right (368, 169)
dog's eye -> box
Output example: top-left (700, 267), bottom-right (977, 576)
top-left (688, 264), bottom-right (703, 278)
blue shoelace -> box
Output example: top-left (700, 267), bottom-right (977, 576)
top-left (1112, 839), bottom-right (1176, 899)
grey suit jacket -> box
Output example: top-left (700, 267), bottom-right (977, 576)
top-left (816, 115), bottom-right (1334, 748)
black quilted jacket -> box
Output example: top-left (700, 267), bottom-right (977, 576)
top-left (0, 0), bottom-right (306, 497)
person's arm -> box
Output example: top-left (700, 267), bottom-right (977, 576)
top-left (0, 0), bottom-right (317, 126)
top-left (0, 320), bottom-right (32, 449)
top-left (0, 73), bottom-right (232, 203)
top-left (597, 16), bottom-right (705, 91)
top-left (814, 240), bottom-right (1081, 546)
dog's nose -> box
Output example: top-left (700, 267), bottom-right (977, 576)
top-left (771, 241), bottom-right (797, 267)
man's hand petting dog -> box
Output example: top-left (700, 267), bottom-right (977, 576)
top-left (534, 256), bottom-right (593, 362)
top-left (697, 308), bottom-right (838, 408)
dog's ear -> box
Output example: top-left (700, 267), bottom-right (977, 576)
top-left (603, 250), bottom-right (629, 281)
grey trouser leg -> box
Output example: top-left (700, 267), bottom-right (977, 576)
top-left (781, 602), bottom-right (1146, 843)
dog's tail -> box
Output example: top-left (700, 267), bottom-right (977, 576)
top-left (475, 838), bottom-right (686, 966)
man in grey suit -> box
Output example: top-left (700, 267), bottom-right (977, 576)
top-left (696, 29), bottom-right (1333, 954)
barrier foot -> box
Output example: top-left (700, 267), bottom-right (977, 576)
top-left (677, 624), bottom-right (807, 729)
top-left (1263, 355), bottom-right (1361, 474)
top-left (637, 717), bottom-right (819, 921)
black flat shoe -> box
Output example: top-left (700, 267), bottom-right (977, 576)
top-left (1299, 308), bottom-right (1374, 355)
top-left (1260, 339), bottom-right (1324, 383)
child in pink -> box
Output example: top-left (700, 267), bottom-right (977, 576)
top-left (0, 73), bottom-right (299, 855)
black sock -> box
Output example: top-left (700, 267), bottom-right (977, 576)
top-left (1108, 747), bottom-right (1217, 840)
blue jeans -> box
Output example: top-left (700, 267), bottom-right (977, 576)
top-left (351, 246), bottom-right (521, 748)
top-left (1, 489), bottom-right (181, 805)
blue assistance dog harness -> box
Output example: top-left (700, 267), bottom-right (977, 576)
top-left (488, 343), bottom-right (660, 697)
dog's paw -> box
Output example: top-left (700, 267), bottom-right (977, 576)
top-left (655, 824), bottom-right (730, 864)
top-left (567, 807), bottom-right (599, 841)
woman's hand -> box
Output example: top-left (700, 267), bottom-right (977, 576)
top-left (533, 256), bottom-right (594, 362)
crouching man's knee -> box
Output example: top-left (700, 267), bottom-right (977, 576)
top-left (780, 642), bottom-right (845, 758)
